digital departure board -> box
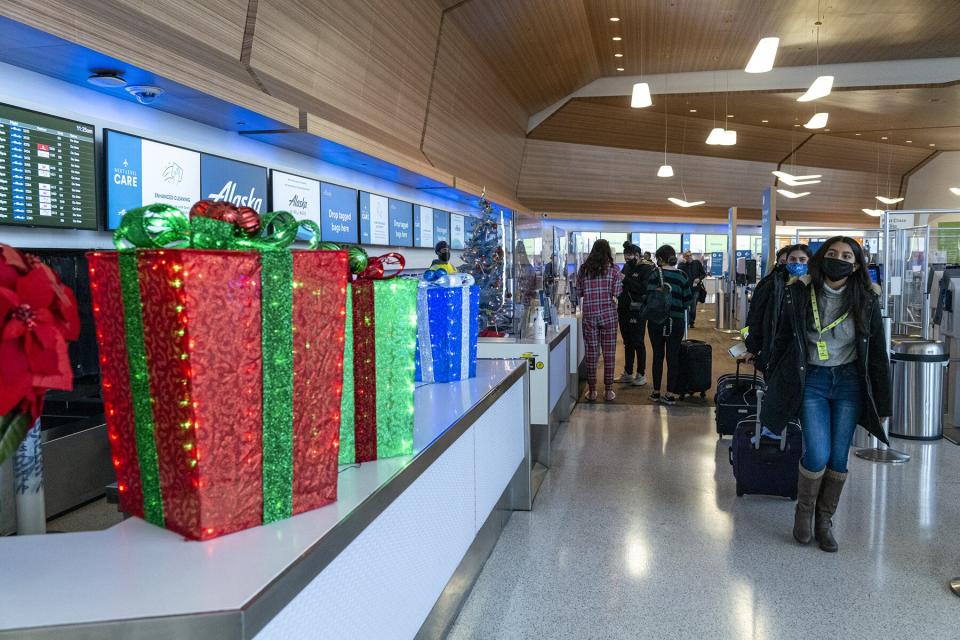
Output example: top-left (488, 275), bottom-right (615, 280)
top-left (0, 103), bottom-right (97, 229)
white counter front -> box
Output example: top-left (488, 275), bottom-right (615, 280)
top-left (0, 360), bottom-right (529, 640)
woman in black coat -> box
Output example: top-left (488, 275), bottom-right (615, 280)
top-left (744, 244), bottom-right (812, 372)
top-left (761, 237), bottom-right (891, 552)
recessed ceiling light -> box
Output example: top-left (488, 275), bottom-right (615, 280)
top-left (87, 72), bottom-right (127, 88)
top-left (614, 53), bottom-right (623, 58)
top-left (930, 143), bottom-right (936, 146)
top-left (727, 114), bottom-right (734, 118)
top-left (794, 124), bottom-right (801, 127)
top-left (761, 119), bottom-right (769, 123)
top-left (610, 17), bottom-right (620, 22)
top-left (855, 133), bottom-right (861, 136)
top-left (906, 140), bottom-right (913, 143)
top-left (881, 136), bottom-right (888, 140)
top-left (616, 67), bottom-right (625, 71)
top-left (612, 36), bottom-right (622, 41)
top-left (824, 128), bottom-right (830, 132)
top-left (689, 109), bottom-right (697, 113)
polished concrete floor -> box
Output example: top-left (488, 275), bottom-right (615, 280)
top-left (448, 402), bottom-right (960, 639)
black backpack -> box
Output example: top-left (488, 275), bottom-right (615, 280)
top-left (639, 269), bottom-right (671, 324)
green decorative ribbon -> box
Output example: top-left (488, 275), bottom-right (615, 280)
top-left (118, 251), bottom-right (165, 527)
top-left (113, 203), bottom-right (325, 525)
top-left (113, 204), bottom-right (322, 251)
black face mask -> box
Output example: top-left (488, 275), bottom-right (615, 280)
top-left (626, 255), bottom-right (638, 263)
top-left (822, 257), bottom-right (854, 281)
top-left (438, 250), bottom-right (451, 262)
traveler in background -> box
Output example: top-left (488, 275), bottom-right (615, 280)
top-left (646, 245), bottom-right (693, 405)
top-left (643, 251), bottom-right (653, 263)
top-left (679, 250), bottom-right (707, 328)
top-left (743, 244), bottom-right (812, 372)
top-left (577, 239), bottom-right (624, 402)
top-left (761, 237), bottom-right (891, 552)
top-left (617, 242), bottom-right (654, 386)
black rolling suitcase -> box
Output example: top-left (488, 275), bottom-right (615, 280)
top-left (677, 311), bottom-right (712, 400)
top-left (715, 361), bottom-right (765, 438)
top-left (729, 390), bottom-right (802, 499)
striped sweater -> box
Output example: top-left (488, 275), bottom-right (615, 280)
top-left (646, 267), bottom-right (693, 323)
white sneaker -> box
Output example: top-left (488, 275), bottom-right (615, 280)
top-left (617, 372), bottom-right (635, 383)
top-left (633, 374), bottom-right (647, 387)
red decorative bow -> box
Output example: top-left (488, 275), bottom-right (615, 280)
top-left (359, 253), bottom-right (406, 280)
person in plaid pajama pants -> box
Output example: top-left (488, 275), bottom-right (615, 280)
top-left (576, 239), bottom-right (624, 402)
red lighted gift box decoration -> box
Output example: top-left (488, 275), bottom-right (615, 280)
top-left (88, 202), bottom-right (348, 540)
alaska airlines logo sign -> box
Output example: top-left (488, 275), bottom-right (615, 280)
top-left (208, 181), bottom-right (264, 211)
top-left (288, 194), bottom-right (308, 209)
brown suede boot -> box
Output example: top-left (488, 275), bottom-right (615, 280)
top-left (793, 464), bottom-right (824, 544)
top-left (815, 469), bottom-right (847, 552)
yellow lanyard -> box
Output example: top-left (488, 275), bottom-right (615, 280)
top-left (810, 287), bottom-right (848, 361)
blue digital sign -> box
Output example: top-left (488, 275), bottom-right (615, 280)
top-left (450, 214), bottom-right (465, 250)
top-left (359, 191), bottom-right (390, 245)
top-left (320, 182), bottom-right (358, 243)
top-left (200, 154), bottom-right (268, 213)
top-left (388, 198), bottom-right (413, 247)
top-left (433, 210), bottom-right (450, 245)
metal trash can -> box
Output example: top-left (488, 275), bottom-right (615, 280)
top-left (889, 339), bottom-right (948, 440)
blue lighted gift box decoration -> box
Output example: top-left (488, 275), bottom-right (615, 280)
top-left (415, 272), bottom-right (480, 383)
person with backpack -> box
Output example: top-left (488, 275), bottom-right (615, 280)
top-left (577, 239), bottom-right (624, 402)
top-left (617, 242), bottom-right (654, 386)
top-left (761, 237), bottom-right (891, 552)
top-left (743, 244), bottom-right (813, 372)
top-left (645, 245), bottom-right (692, 405)
top-left (679, 251), bottom-right (707, 328)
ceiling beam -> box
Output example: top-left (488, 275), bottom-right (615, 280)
top-left (529, 57), bottom-right (960, 132)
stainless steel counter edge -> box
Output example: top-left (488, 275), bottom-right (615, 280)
top-left (549, 324), bottom-right (570, 350)
top-left (0, 361), bottom-right (528, 640)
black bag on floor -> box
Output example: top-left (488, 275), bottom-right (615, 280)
top-left (729, 390), bottom-right (802, 500)
top-left (677, 339), bottom-right (712, 399)
top-left (715, 362), bottom-right (765, 437)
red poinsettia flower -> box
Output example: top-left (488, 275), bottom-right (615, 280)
top-left (0, 245), bottom-right (79, 419)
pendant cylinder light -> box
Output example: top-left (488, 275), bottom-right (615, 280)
top-left (631, 82), bottom-right (653, 108)
top-left (657, 164), bottom-right (674, 178)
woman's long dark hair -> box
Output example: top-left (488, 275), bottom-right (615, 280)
top-left (808, 236), bottom-right (873, 333)
top-left (581, 239), bottom-right (614, 277)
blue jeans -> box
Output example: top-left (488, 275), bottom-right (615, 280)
top-left (799, 364), bottom-right (862, 473)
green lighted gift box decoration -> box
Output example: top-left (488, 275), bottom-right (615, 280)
top-left (337, 253), bottom-right (418, 465)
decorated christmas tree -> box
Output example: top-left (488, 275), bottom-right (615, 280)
top-left (459, 194), bottom-right (507, 331)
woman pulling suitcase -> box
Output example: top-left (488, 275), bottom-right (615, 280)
top-left (645, 245), bottom-right (692, 405)
top-left (761, 237), bottom-right (892, 552)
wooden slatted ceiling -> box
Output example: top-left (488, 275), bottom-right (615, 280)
top-left (421, 17), bottom-right (528, 199)
top-left (518, 139), bottom-right (880, 220)
top-left (586, 0), bottom-right (960, 78)
top-left (651, 86), bottom-right (960, 151)
top-left (444, 0), bottom-right (599, 114)
top-left (0, 0), bottom-right (299, 127)
top-left (531, 96), bottom-right (936, 174)
top-left (250, 0), bottom-right (442, 157)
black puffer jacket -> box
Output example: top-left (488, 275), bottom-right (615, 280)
top-left (618, 259), bottom-right (655, 312)
top-left (760, 276), bottom-right (892, 443)
top-left (743, 267), bottom-right (788, 371)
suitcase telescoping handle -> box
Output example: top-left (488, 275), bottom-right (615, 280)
top-left (735, 359), bottom-right (759, 386)
top-left (752, 389), bottom-right (787, 452)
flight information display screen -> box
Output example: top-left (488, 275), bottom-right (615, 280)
top-left (0, 103), bottom-right (97, 229)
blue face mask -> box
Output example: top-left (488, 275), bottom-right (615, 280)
top-left (786, 262), bottom-right (808, 277)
